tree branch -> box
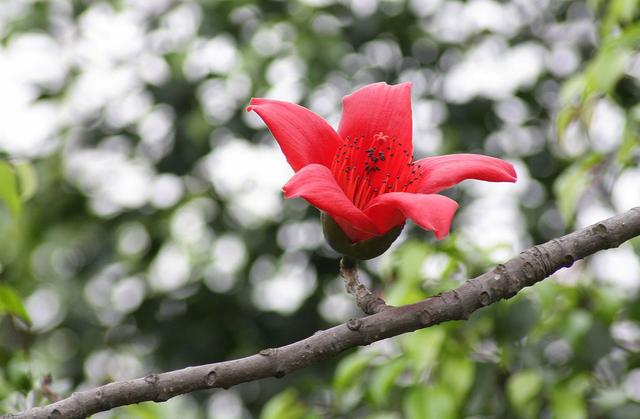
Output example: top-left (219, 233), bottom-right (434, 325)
top-left (339, 256), bottom-right (391, 314)
top-left (8, 207), bottom-right (640, 419)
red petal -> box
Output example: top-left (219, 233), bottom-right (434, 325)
top-left (247, 98), bottom-right (341, 172)
top-left (414, 154), bottom-right (517, 194)
top-left (338, 82), bottom-right (413, 153)
top-left (365, 192), bottom-right (459, 239)
top-left (283, 164), bottom-right (379, 238)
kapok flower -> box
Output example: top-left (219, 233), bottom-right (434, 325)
top-left (248, 82), bottom-right (516, 259)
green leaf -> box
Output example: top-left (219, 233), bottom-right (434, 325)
top-left (369, 358), bottom-right (407, 406)
top-left (121, 403), bottom-right (162, 419)
top-left (13, 161), bottom-right (38, 201)
top-left (396, 241), bottom-right (429, 286)
top-left (333, 352), bottom-right (375, 393)
top-left (0, 161), bottom-right (22, 219)
top-left (0, 284), bottom-right (31, 325)
top-left (614, 23), bottom-right (640, 48)
top-left (555, 106), bottom-right (577, 140)
top-left (550, 381), bottom-right (588, 419)
top-left (495, 296), bottom-right (539, 342)
top-left (440, 355), bottom-right (474, 403)
top-left (261, 389), bottom-right (316, 419)
top-left (616, 116), bottom-right (639, 164)
top-left (592, 287), bottom-right (625, 322)
top-left (601, 0), bottom-right (639, 36)
top-left (562, 309), bottom-right (593, 345)
top-left (507, 370), bottom-right (544, 413)
top-left (368, 413), bottom-right (402, 419)
top-left (385, 240), bottom-right (431, 305)
top-left (404, 385), bottom-right (457, 419)
top-left (585, 46), bottom-right (632, 94)
top-left (559, 74), bottom-right (586, 105)
top-left (401, 328), bottom-right (446, 373)
top-left (553, 154), bottom-right (603, 224)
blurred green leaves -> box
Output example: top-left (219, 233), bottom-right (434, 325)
top-left (0, 0), bottom-right (638, 417)
top-left (368, 358), bottom-right (407, 406)
top-left (506, 369), bottom-right (544, 418)
top-left (553, 154), bottom-right (603, 225)
top-left (0, 159), bottom-right (36, 327)
top-left (0, 284), bottom-right (31, 325)
top-left (404, 385), bottom-right (457, 419)
top-left (0, 161), bottom-right (22, 219)
top-left (550, 376), bottom-right (589, 419)
top-left (557, 7), bottom-right (640, 144)
top-left (0, 160), bottom-right (38, 220)
top-left (13, 161), bottom-right (38, 202)
top-left (260, 389), bottom-right (320, 419)
top-left (333, 351), bottom-right (376, 394)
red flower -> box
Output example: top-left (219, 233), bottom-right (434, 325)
top-left (248, 82), bottom-right (516, 247)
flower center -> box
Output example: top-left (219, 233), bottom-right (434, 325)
top-left (330, 132), bottom-right (423, 209)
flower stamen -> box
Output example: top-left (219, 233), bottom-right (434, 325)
top-left (330, 132), bottom-right (417, 209)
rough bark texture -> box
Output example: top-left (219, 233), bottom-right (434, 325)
top-left (7, 207), bottom-right (640, 419)
top-left (340, 256), bottom-right (391, 314)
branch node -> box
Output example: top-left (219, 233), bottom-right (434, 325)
top-left (48, 409), bottom-right (62, 419)
top-left (592, 223), bottom-right (609, 239)
top-left (452, 289), bottom-right (469, 320)
top-left (259, 348), bottom-right (276, 357)
top-left (143, 374), bottom-right (169, 402)
top-left (522, 261), bottom-right (536, 284)
top-left (552, 238), bottom-right (575, 268)
top-left (339, 257), bottom-right (391, 315)
top-left (504, 280), bottom-right (518, 298)
top-left (346, 318), bottom-right (362, 331)
top-left (417, 309), bottom-right (432, 325)
top-left (259, 348), bottom-right (285, 377)
top-left (478, 291), bottom-right (491, 306)
top-left (563, 253), bottom-right (575, 267)
top-left (144, 374), bottom-right (159, 385)
top-left (205, 370), bottom-right (217, 387)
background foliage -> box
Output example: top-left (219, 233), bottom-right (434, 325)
top-left (0, 0), bottom-right (639, 418)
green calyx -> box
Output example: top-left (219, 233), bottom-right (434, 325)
top-left (321, 213), bottom-right (404, 260)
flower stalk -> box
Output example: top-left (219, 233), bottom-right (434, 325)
top-left (339, 256), bottom-right (390, 315)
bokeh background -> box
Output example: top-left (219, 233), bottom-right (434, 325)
top-left (0, 0), bottom-right (639, 418)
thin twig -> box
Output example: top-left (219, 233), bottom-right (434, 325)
top-left (39, 374), bottom-right (60, 403)
top-left (339, 256), bottom-right (391, 314)
top-left (7, 207), bottom-right (640, 419)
